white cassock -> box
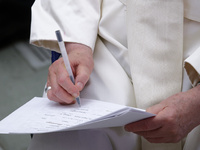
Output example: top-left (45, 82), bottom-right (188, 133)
top-left (28, 0), bottom-right (200, 149)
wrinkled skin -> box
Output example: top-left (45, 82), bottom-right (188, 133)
top-left (46, 42), bottom-right (94, 105)
top-left (46, 42), bottom-right (200, 144)
top-left (125, 85), bottom-right (200, 143)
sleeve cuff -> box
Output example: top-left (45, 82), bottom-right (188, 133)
top-left (184, 47), bottom-right (200, 87)
top-left (30, 0), bottom-right (101, 52)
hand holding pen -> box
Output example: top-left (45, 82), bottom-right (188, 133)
top-left (45, 30), bottom-right (94, 106)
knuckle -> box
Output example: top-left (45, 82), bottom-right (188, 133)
top-left (48, 65), bottom-right (53, 73)
top-left (67, 86), bottom-right (77, 95)
top-left (57, 75), bottom-right (66, 85)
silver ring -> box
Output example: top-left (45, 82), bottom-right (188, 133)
top-left (45, 86), bottom-right (51, 93)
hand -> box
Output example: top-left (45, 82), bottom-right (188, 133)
top-left (125, 85), bottom-right (200, 143)
top-left (47, 42), bottom-right (94, 104)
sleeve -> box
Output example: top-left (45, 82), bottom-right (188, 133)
top-left (183, 0), bottom-right (200, 87)
top-left (184, 0), bottom-right (200, 22)
top-left (184, 47), bottom-right (200, 87)
top-left (30, 0), bottom-right (102, 52)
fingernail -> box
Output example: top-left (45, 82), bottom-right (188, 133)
top-left (72, 93), bottom-right (78, 98)
top-left (77, 82), bottom-right (84, 90)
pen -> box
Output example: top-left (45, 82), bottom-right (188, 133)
top-left (55, 30), bottom-right (81, 107)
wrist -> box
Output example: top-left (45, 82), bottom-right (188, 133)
top-left (65, 42), bottom-right (92, 54)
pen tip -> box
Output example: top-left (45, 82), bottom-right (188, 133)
top-left (76, 97), bottom-right (81, 107)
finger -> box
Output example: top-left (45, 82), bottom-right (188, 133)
top-left (134, 125), bottom-right (172, 138)
top-left (46, 66), bottom-right (63, 104)
top-left (134, 128), bottom-right (162, 138)
top-left (47, 89), bottom-right (67, 104)
top-left (137, 128), bottom-right (182, 143)
top-left (48, 66), bottom-right (75, 104)
top-left (146, 103), bottom-right (165, 115)
top-left (145, 135), bottom-right (181, 143)
top-left (125, 117), bottom-right (162, 132)
top-left (47, 86), bottom-right (76, 105)
top-left (125, 103), bottom-right (166, 132)
top-left (134, 120), bottom-right (183, 143)
top-left (56, 61), bottom-right (80, 98)
top-left (46, 79), bottom-right (67, 104)
top-left (75, 65), bottom-right (91, 91)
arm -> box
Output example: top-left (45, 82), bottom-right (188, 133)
top-left (47, 43), bottom-right (94, 104)
top-left (30, 0), bottom-right (101, 51)
top-left (125, 48), bottom-right (200, 143)
top-left (125, 17), bottom-right (200, 143)
top-left (30, 0), bottom-right (101, 104)
top-left (124, 49), bottom-right (200, 143)
top-left (125, 85), bottom-right (200, 143)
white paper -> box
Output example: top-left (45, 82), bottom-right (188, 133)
top-left (0, 97), bottom-right (154, 134)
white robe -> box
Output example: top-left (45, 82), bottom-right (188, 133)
top-left (29, 0), bottom-right (200, 149)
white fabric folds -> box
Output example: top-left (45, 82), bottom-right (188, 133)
top-left (127, 0), bottom-right (184, 149)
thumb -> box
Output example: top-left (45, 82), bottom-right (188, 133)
top-left (75, 65), bottom-right (91, 91)
top-left (146, 103), bottom-right (165, 115)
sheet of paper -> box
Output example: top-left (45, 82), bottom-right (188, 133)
top-left (0, 97), bottom-right (154, 134)
top-left (0, 97), bottom-right (126, 134)
top-left (71, 107), bottom-right (154, 131)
